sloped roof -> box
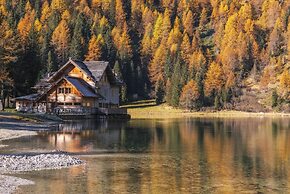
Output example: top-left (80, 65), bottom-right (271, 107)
top-left (82, 61), bottom-right (109, 81)
top-left (14, 93), bottom-right (41, 101)
top-left (64, 76), bottom-right (102, 98)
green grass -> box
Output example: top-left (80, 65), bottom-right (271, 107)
top-left (123, 99), bottom-right (290, 119)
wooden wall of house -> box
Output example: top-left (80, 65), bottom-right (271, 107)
top-left (98, 73), bottom-right (120, 105)
top-left (82, 98), bottom-right (98, 108)
top-left (68, 66), bottom-right (95, 87)
top-left (48, 80), bottom-right (82, 105)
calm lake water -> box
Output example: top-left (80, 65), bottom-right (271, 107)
top-left (2, 117), bottom-right (290, 193)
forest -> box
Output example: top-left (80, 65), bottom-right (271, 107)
top-left (0, 0), bottom-right (289, 111)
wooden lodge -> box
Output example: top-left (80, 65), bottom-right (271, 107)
top-left (14, 58), bottom-right (128, 118)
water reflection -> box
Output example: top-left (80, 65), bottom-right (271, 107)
top-left (6, 117), bottom-right (290, 193)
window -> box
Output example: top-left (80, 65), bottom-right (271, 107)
top-left (65, 103), bottom-right (73, 106)
top-left (58, 87), bottom-right (71, 94)
top-left (74, 103), bottom-right (81, 106)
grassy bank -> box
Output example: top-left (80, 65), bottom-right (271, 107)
top-left (121, 100), bottom-right (290, 119)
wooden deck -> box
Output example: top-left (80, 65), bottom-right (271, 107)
top-left (53, 107), bottom-right (127, 116)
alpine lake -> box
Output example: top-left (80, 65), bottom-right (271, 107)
top-left (1, 117), bottom-right (290, 193)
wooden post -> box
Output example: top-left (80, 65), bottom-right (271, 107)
top-left (46, 94), bottom-right (48, 113)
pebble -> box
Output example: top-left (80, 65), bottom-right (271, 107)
top-left (0, 154), bottom-right (84, 173)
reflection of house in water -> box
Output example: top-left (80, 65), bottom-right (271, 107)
top-left (41, 120), bottom-right (129, 153)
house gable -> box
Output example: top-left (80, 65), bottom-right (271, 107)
top-left (48, 59), bottom-right (95, 84)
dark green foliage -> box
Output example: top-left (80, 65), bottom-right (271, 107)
top-left (214, 95), bottom-right (221, 110)
top-left (155, 77), bottom-right (165, 105)
top-left (170, 59), bottom-right (182, 107)
top-left (70, 13), bottom-right (86, 60)
top-left (121, 84), bottom-right (128, 103)
top-left (113, 60), bottom-right (122, 79)
top-left (272, 89), bottom-right (279, 108)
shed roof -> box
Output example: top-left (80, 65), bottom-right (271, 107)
top-left (14, 93), bottom-right (41, 101)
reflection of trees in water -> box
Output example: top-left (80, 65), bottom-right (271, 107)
top-left (145, 118), bottom-right (290, 193)
top-left (21, 118), bottom-right (290, 193)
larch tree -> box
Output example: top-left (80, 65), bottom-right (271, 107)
top-left (279, 70), bottom-right (290, 99)
top-left (51, 19), bottom-right (70, 64)
top-left (179, 80), bottom-right (200, 110)
top-left (149, 43), bottom-right (167, 85)
top-left (181, 33), bottom-right (192, 65)
top-left (269, 18), bottom-right (284, 56)
top-left (183, 10), bottom-right (194, 37)
top-left (115, 0), bottom-right (126, 28)
top-left (51, 0), bottom-right (67, 12)
top-left (17, 7), bottom-right (36, 43)
top-left (204, 61), bottom-right (224, 97)
top-left (85, 34), bottom-right (103, 61)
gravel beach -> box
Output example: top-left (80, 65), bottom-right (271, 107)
top-left (0, 154), bottom-right (84, 173)
top-left (0, 175), bottom-right (34, 194)
top-left (0, 113), bottom-right (85, 194)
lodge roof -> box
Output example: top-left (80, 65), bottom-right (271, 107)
top-left (14, 93), bottom-right (41, 101)
top-left (64, 76), bottom-right (102, 98)
top-left (48, 59), bottom-right (123, 86)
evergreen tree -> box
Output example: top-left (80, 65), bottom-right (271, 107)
top-left (272, 89), bottom-right (278, 108)
top-left (155, 75), bottom-right (165, 104)
top-left (70, 13), bottom-right (86, 60)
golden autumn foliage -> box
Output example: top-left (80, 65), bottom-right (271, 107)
top-left (279, 70), bottom-right (290, 99)
top-left (85, 34), bottom-right (103, 61)
top-left (179, 80), bottom-right (200, 109)
top-left (149, 44), bottom-right (167, 84)
top-left (51, 19), bottom-right (70, 63)
top-left (1, 0), bottom-right (289, 110)
top-left (205, 62), bottom-right (224, 96)
top-left (17, 9), bottom-right (36, 42)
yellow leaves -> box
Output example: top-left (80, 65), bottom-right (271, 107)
top-left (189, 50), bottom-right (206, 70)
top-left (181, 33), bottom-right (192, 64)
top-left (219, 2), bottom-right (228, 16)
top-left (238, 2), bottom-right (252, 21)
top-left (244, 19), bottom-right (254, 34)
top-left (85, 34), bottom-right (103, 61)
top-left (61, 10), bottom-right (71, 21)
top-left (51, 19), bottom-right (70, 61)
top-left (34, 18), bottom-right (42, 32)
top-left (99, 16), bottom-right (109, 28)
top-left (17, 10), bottom-right (36, 42)
top-left (51, 0), bottom-right (67, 12)
top-left (40, 1), bottom-right (51, 23)
top-left (205, 62), bottom-right (224, 96)
top-left (115, 0), bottom-right (126, 28)
top-left (179, 79), bottom-right (200, 109)
top-left (25, 1), bottom-right (32, 13)
top-left (280, 70), bottom-right (290, 92)
top-left (149, 44), bottom-right (167, 84)
top-left (183, 10), bottom-right (194, 37)
top-left (112, 23), bottom-right (132, 60)
top-left (260, 67), bottom-right (272, 88)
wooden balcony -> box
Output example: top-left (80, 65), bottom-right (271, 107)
top-left (53, 107), bottom-right (98, 116)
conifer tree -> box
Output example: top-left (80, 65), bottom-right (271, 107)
top-left (51, 19), bottom-right (70, 64)
top-left (85, 34), bottom-right (102, 61)
top-left (155, 75), bottom-right (165, 104)
top-left (70, 13), bottom-right (86, 60)
top-left (179, 80), bottom-right (200, 110)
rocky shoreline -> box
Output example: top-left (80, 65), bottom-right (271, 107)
top-left (0, 153), bottom-right (85, 194)
top-left (0, 154), bottom-right (84, 174)
top-left (0, 113), bottom-right (85, 194)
